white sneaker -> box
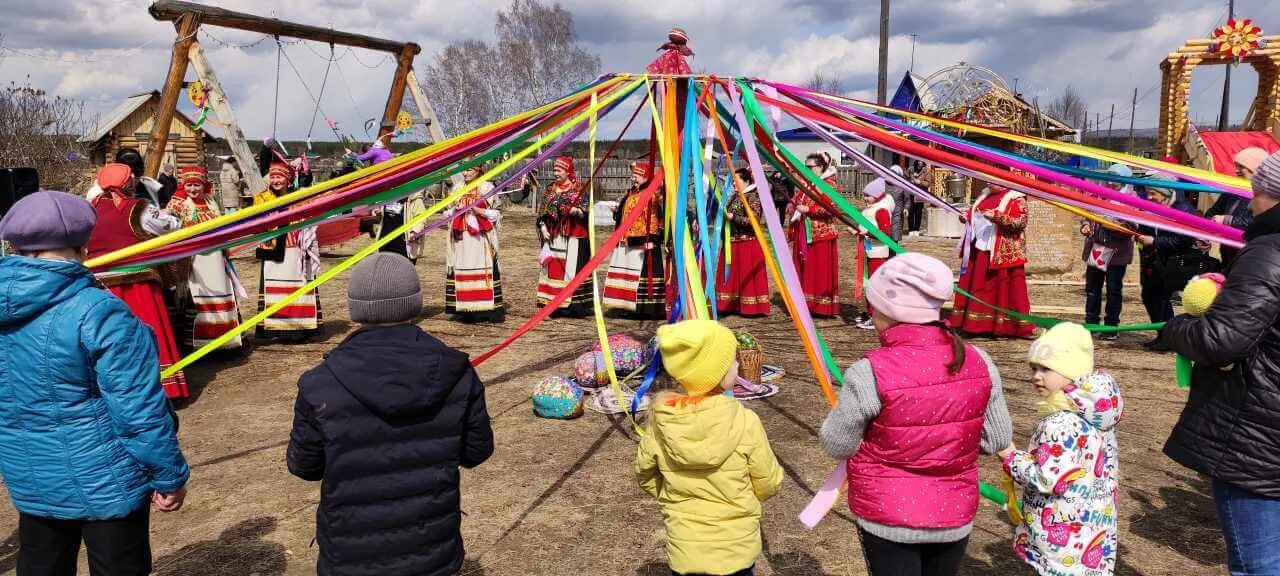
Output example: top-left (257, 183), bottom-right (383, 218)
top-left (856, 317), bottom-right (876, 330)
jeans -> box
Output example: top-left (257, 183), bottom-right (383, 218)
top-left (1085, 265), bottom-right (1127, 326)
top-left (1213, 479), bottom-right (1280, 576)
top-left (858, 528), bottom-right (968, 576)
top-left (18, 506), bottom-right (151, 576)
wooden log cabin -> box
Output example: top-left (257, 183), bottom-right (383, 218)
top-left (80, 91), bottom-right (213, 172)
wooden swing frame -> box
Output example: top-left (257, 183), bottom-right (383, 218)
top-left (145, 0), bottom-right (453, 192)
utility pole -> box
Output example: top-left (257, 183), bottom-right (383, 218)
top-left (1219, 0), bottom-right (1234, 131)
top-left (1082, 107), bottom-right (1089, 144)
top-left (1107, 103), bottom-right (1115, 145)
top-left (877, 0), bottom-right (890, 104)
top-left (1127, 87), bottom-right (1138, 153)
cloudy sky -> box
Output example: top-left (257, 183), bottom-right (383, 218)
top-left (0, 0), bottom-right (1265, 143)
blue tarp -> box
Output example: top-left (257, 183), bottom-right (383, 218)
top-left (889, 72), bottom-right (922, 114)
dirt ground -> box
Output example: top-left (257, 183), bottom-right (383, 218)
top-left (0, 208), bottom-right (1226, 575)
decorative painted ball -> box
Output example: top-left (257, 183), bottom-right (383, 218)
top-left (531, 375), bottom-right (584, 419)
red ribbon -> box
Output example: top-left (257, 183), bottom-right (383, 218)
top-left (472, 178), bottom-right (662, 366)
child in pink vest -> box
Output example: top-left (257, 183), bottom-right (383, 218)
top-left (820, 253), bottom-right (1013, 576)
top-left (998, 322), bottom-right (1122, 576)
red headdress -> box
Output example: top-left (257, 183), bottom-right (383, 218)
top-left (554, 156), bottom-right (576, 180)
top-left (268, 161), bottom-right (294, 181)
top-left (631, 161), bottom-right (652, 180)
top-left (179, 165), bottom-right (211, 194)
top-left (97, 163), bottom-right (133, 195)
top-left (659, 27), bottom-right (694, 56)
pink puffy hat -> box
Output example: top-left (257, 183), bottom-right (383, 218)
top-left (865, 252), bottom-right (954, 324)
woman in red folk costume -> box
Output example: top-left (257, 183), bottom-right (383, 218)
top-left (86, 163), bottom-right (189, 398)
top-left (716, 168), bottom-right (771, 317)
top-left (253, 161), bottom-right (323, 342)
top-left (853, 177), bottom-right (895, 329)
top-left (604, 161), bottom-right (666, 319)
top-left (950, 183), bottom-right (1035, 338)
top-left (446, 165), bottom-right (504, 322)
top-left (167, 166), bottom-right (244, 350)
top-left (789, 152), bottom-right (842, 318)
top-left (537, 156), bottom-right (593, 317)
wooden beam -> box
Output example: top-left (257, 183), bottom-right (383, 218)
top-left (187, 40), bottom-right (267, 196)
top-left (377, 45), bottom-right (417, 146)
top-left (145, 13), bottom-right (201, 179)
top-left (405, 70), bottom-right (464, 190)
top-left (149, 0), bottom-right (419, 56)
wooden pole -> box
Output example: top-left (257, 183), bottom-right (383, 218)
top-left (149, 0), bottom-right (409, 54)
top-left (145, 13), bottom-right (201, 178)
top-left (1127, 87), bottom-right (1138, 153)
top-left (1107, 103), bottom-right (1115, 146)
top-left (1219, 0), bottom-right (1234, 131)
top-left (377, 45), bottom-right (418, 146)
top-left (876, 0), bottom-right (890, 105)
top-left (187, 40), bottom-right (266, 195)
top-left (405, 70), bottom-right (464, 190)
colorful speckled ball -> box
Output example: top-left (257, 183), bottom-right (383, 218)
top-left (592, 334), bottom-right (651, 373)
top-left (573, 351), bottom-right (603, 389)
top-left (531, 376), bottom-right (584, 419)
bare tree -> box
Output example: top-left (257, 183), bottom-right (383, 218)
top-left (1045, 85), bottom-right (1087, 129)
top-left (804, 71), bottom-right (845, 96)
top-left (0, 80), bottom-right (95, 192)
top-left (422, 0), bottom-right (601, 136)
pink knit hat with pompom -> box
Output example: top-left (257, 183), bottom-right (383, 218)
top-left (865, 253), bottom-right (954, 324)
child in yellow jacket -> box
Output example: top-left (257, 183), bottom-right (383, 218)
top-left (636, 320), bottom-right (784, 576)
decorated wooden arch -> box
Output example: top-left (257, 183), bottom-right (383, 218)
top-left (1157, 20), bottom-right (1280, 158)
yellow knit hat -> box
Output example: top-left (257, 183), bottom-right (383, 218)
top-left (1028, 322), bottom-right (1094, 382)
top-left (657, 320), bottom-right (738, 396)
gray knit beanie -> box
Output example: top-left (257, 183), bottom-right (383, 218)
top-left (347, 252), bottom-right (423, 324)
top-left (1252, 152), bottom-right (1280, 199)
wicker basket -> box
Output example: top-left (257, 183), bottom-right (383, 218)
top-left (735, 333), bottom-right (762, 386)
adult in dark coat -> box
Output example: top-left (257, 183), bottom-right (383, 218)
top-left (1163, 151), bottom-right (1280, 576)
top-left (1134, 181), bottom-right (1200, 351)
top-left (288, 252), bottom-right (494, 576)
top-left (157, 163), bottom-right (178, 207)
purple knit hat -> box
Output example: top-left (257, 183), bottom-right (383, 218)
top-left (865, 252), bottom-right (954, 324)
top-left (0, 191), bottom-right (96, 251)
top-left (1253, 151), bottom-right (1280, 199)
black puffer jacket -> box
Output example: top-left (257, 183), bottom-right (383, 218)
top-left (1163, 204), bottom-right (1280, 497)
top-left (288, 324), bottom-right (494, 576)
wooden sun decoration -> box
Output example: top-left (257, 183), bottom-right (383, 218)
top-left (1210, 18), bottom-right (1266, 62)
top-left (1156, 19), bottom-right (1280, 158)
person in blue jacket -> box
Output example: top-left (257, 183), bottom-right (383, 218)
top-left (0, 191), bottom-right (190, 576)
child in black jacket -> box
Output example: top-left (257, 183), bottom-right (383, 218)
top-left (288, 252), bottom-right (494, 576)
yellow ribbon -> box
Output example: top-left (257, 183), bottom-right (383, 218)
top-left (161, 76), bottom-right (645, 378)
top-left (812, 91), bottom-right (1251, 189)
top-left (586, 89), bottom-right (640, 431)
top-left (90, 76), bottom-right (629, 270)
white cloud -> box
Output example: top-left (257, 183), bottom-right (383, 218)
top-left (0, 0), bottom-right (1270, 140)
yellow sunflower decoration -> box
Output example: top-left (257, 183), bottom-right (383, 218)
top-left (1211, 18), bottom-right (1266, 62)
